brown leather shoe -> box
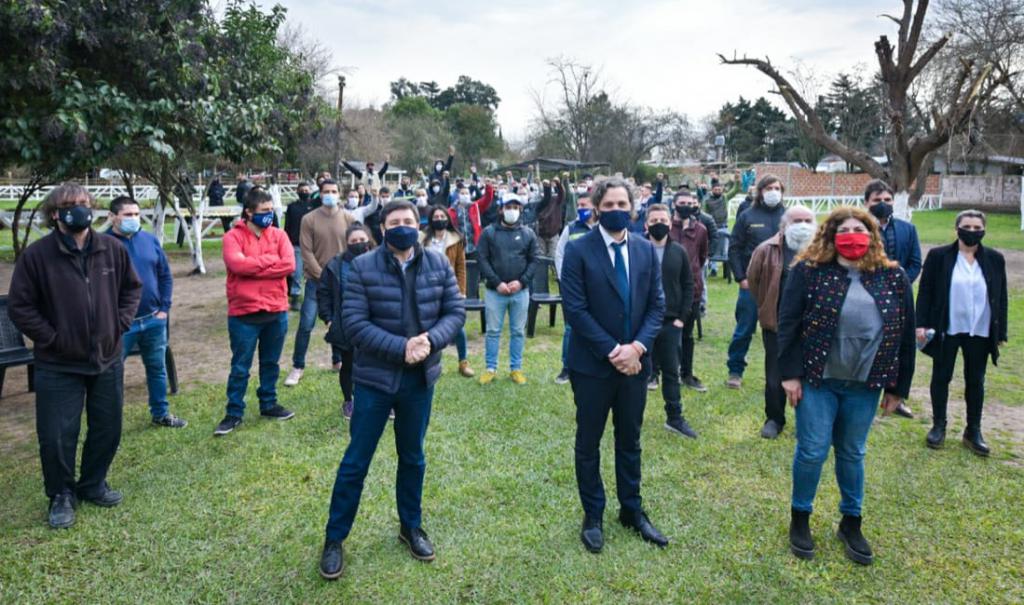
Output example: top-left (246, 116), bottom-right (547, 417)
top-left (458, 360), bottom-right (475, 378)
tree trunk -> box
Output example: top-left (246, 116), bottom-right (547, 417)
top-left (11, 175), bottom-right (46, 259)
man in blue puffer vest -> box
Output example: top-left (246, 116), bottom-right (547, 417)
top-left (319, 200), bottom-right (466, 580)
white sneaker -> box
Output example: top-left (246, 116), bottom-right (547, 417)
top-left (284, 368), bottom-right (303, 386)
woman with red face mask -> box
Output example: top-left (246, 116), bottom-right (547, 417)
top-left (776, 206), bottom-right (916, 567)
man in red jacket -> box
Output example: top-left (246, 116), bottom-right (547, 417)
top-left (214, 188), bottom-right (297, 436)
top-left (8, 183), bottom-right (142, 529)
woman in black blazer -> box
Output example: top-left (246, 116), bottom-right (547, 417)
top-left (916, 210), bottom-right (1008, 456)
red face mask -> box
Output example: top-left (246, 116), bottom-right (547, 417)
top-left (834, 232), bottom-right (871, 260)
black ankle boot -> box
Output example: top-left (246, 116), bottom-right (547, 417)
top-left (789, 508), bottom-right (814, 560)
top-left (926, 422), bottom-right (946, 449)
top-left (837, 515), bottom-right (873, 565)
top-left (962, 428), bottom-right (990, 457)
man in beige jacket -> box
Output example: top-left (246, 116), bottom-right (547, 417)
top-left (747, 205), bottom-right (815, 439)
top-left (286, 179), bottom-right (356, 386)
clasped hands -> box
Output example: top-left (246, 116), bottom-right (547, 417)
top-left (404, 332), bottom-right (431, 365)
top-left (496, 281), bottom-right (523, 295)
top-left (608, 342), bottom-right (643, 376)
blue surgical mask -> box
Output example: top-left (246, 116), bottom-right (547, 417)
top-left (577, 208), bottom-right (592, 223)
top-left (385, 225), bottom-right (419, 251)
top-left (321, 194), bottom-right (338, 207)
top-left (119, 217), bottom-right (141, 235)
top-left (251, 211), bottom-right (275, 228)
top-left (598, 209), bottom-right (631, 232)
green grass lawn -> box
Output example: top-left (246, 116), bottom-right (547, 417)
top-left (1, 274), bottom-right (1022, 603)
top-left (913, 209), bottom-right (1024, 250)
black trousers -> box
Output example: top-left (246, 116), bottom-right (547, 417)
top-left (570, 369), bottom-right (647, 518)
top-left (680, 303), bottom-right (698, 379)
top-left (762, 330), bottom-right (787, 425)
top-left (652, 323), bottom-right (683, 419)
top-left (34, 362), bottom-right (124, 499)
top-left (337, 347), bottom-right (354, 402)
top-left (930, 333), bottom-right (990, 430)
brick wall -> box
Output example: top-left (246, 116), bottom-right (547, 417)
top-left (750, 163), bottom-right (940, 197)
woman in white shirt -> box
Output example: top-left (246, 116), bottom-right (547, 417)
top-left (915, 210), bottom-right (1008, 456)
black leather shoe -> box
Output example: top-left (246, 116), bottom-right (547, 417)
top-left (78, 482), bottom-right (123, 508)
top-left (926, 424), bottom-right (946, 449)
top-left (760, 419), bottom-right (783, 439)
top-left (399, 525), bottom-right (436, 561)
top-left (893, 402), bottom-right (914, 419)
top-left (619, 509), bottom-right (669, 548)
top-left (319, 540), bottom-right (344, 580)
top-left (789, 508), bottom-right (815, 560)
top-left (48, 492), bottom-right (76, 529)
top-left (580, 516), bottom-right (604, 553)
top-left (836, 515), bottom-right (873, 565)
top-left (962, 429), bottom-right (990, 457)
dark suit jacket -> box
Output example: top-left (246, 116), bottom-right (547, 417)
top-left (561, 227), bottom-right (665, 378)
top-left (916, 241), bottom-right (1008, 365)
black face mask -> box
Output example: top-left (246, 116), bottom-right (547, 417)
top-left (58, 205), bottom-right (93, 232)
top-left (957, 227), bottom-right (985, 247)
top-left (648, 222), bottom-right (671, 241)
top-left (348, 242), bottom-right (370, 256)
top-left (431, 219), bottom-right (449, 232)
top-left (869, 202), bottom-right (894, 221)
top-left (675, 205), bottom-right (696, 219)
top-left (297, 191), bottom-right (311, 201)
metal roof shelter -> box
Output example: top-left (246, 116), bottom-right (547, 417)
top-left (494, 158), bottom-right (610, 173)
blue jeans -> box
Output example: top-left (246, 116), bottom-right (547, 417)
top-left (561, 324), bottom-right (572, 368)
top-left (484, 288), bottom-right (528, 371)
top-left (121, 315), bottom-right (169, 419)
top-left (289, 245), bottom-right (303, 297)
top-left (292, 278), bottom-right (319, 369)
top-left (726, 287), bottom-right (758, 376)
top-left (454, 327), bottom-right (468, 361)
top-left (226, 313), bottom-right (288, 417)
top-left (792, 379), bottom-right (881, 516)
top-left (325, 370), bottom-right (434, 541)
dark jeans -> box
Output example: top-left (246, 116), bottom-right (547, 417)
top-left (762, 330), bottom-right (787, 426)
top-left (292, 278), bottom-right (319, 369)
top-left (680, 304), bottom-right (698, 379)
top-left (570, 369), bottom-right (647, 518)
top-left (726, 287), bottom-right (758, 376)
top-left (226, 313), bottom-right (288, 417)
top-left (325, 370), bottom-right (434, 542)
top-left (652, 323), bottom-right (683, 419)
top-left (336, 346), bottom-right (354, 402)
top-left (121, 315), bottom-right (170, 419)
top-left (35, 362), bottom-right (124, 498)
top-left (929, 333), bottom-right (990, 429)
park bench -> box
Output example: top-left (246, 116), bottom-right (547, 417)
top-left (527, 256), bottom-right (561, 338)
top-left (0, 295), bottom-right (35, 398)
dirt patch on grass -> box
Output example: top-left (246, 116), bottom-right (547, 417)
top-left (909, 385), bottom-right (1024, 465)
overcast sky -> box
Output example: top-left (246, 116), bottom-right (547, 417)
top-left (276, 0), bottom-right (901, 141)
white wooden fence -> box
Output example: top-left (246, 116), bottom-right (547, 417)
top-left (727, 194), bottom-right (942, 220)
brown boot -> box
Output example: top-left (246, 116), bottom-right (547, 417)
top-left (458, 360), bottom-right (475, 378)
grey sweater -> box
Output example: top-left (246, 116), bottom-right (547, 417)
top-left (823, 268), bottom-right (884, 383)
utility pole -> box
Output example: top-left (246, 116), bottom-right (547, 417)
top-left (333, 75), bottom-right (346, 178)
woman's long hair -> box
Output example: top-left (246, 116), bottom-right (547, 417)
top-left (422, 204), bottom-right (462, 242)
top-left (797, 205), bottom-right (897, 272)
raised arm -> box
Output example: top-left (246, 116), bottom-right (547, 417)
top-left (341, 160), bottom-right (363, 179)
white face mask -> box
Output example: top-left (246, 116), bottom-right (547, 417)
top-left (346, 196), bottom-right (359, 209)
top-left (431, 185), bottom-right (440, 194)
top-left (497, 189), bottom-right (506, 199)
top-left (380, 197), bottom-right (391, 204)
top-left (321, 194), bottom-right (338, 207)
top-left (503, 208), bottom-right (520, 224)
top-left (763, 190), bottom-right (783, 207)
top-left (415, 196), bottom-right (428, 207)
top-left (458, 194), bottom-right (471, 205)
top-left (785, 221), bottom-right (816, 251)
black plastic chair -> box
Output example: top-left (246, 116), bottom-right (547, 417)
top-left (464, 259), bottom-right (486, 334)
top-left (527, 256), bottom-right (562, 338)
top-left (709, 232), bottom-right (732, 283)
top-left (124, 315), bottom-right (179, 395)
top-left (0, 296), bottom-right (34, 398)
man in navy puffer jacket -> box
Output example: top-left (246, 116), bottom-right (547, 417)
top-left (319, 200), bottom-right (465, 580)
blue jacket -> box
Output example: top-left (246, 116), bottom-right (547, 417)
top-left (881, 218), bottom-right (922, 282)
top-left (342, 245), bottom-right (465, 395)
top-left (109, 229), bottom-right (172, 318)
top-left (317, 252), bottom-right (354, 349)
top-left (561, 228), bottom-right (665, 378)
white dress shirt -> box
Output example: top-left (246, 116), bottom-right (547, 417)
top-left (599, 224), bottom-right (629, 282)
top-left (947, 252), bottom-right (991, 338)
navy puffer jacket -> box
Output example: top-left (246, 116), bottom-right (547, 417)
top-left (342, 244), bottom-right (466, 394)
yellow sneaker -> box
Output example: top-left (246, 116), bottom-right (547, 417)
top-left (479, 370), bottom-right (496, 385)
top-left (458, 360), bottom-right (475, 378)
top-left (509, 370), bottom-right (527, 385)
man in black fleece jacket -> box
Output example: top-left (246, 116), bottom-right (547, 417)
top-left (475, 194), bottom-right (540, 384)
top-left (725, 175), bottom-right (787, 388)
top-left (645, 204), bottom-right (697, 439)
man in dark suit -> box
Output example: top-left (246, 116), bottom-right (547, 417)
top-left (561, 177), bottom-right (667, 554)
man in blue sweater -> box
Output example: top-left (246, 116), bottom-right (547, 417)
top-left (863, 179), bottom-right (922, 418)
top-left (108, 196), bottom-right (185, 428)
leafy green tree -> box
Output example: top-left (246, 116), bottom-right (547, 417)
top-left (444, 104), bottom-right (502, 163)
